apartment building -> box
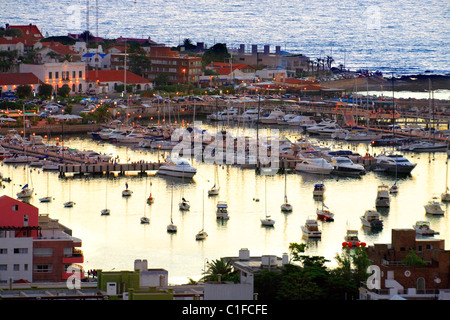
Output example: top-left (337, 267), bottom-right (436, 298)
top-left (0, 195), bottom-right (84, 283)
top-left (148, 46), bottom-right (202, 84)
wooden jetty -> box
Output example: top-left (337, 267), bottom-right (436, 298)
top-left (59, 162), bottom-right (163, 176)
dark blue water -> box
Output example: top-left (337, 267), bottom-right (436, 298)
top-left (2, 0), bottom-right (449, 75)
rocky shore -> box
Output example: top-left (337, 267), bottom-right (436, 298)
top-left (321, 74), bottom-right (450, 93)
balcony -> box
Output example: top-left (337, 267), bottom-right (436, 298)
top-left (62, 249), bottom-right (84, 264)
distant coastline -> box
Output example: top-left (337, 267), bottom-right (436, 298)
top-left (321, 74), bottom-right (450, 93)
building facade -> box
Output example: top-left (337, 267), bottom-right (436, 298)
top-left (360, 228), bottom-right (450, 300)
top-left (148, 46), bottom-right (202, 84)
top-left (20, 61), bottom-right (87, 94)
top-left (0, 195), bottom-right (84, 284)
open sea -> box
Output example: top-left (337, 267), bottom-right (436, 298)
top-left (1, 121), bottom-right (450, 284)
top-left (1, 0), bottom-right (449, 75)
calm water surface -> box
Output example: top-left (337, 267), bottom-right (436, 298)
top-left (1, 122), bottom-right (449, 284)
top-left (2, 0), bottom-right (449, 74)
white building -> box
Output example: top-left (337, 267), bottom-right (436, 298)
top-left (0, 235), bottom-right (33, 283)
top-left (20, 61), bottom-right (87, 94)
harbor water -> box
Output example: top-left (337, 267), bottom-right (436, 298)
top-left (1, 121), bottom-right (449, 285)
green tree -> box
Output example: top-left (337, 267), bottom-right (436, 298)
top-left (153, 73), bottom-right (170, 87)
top-left (128, 50), bottom-right (152, 77)
top-left (201, 43), bottom-right (230, 68)
top-left (38, 83), bottom-right (53, 98)
top-left (203, 258), bottom-right (238, 283)
top-left (401, 249), bottom-right (428, 266)
top-left (57, 84), bottom-right (71, 98)
top-left (15, 85), bottom-right (32, 99)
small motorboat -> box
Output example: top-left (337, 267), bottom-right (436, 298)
top-left (342, 229), bottom-right (362, 248)
top-left (301, 218), bottom-right (322, 239)
top-left (360, 210), bottom-right (383, 229)
top-left (140, 216), bottom-right (150, 224)
top-left (39, 196), bottom-right (52, 203)
top-left (413, 221), bottom-right (439, 236)
top-left (216, 201), bottom-right (229, 220)
top-left (375, 185), bottom-right (390, 207)
top-left (179, 198), bottom-right (190, 211)
top-left (122, 183), bottom-right (133, 197)
top-left (424, 196), bottom-right (444, 215)
top-left (195, 230), bottom-right (208, 240)
top-left (313, 183), bottom-right (325, 197)
top-left (101, 209), bottom-right (110, 216)
top-left (63, 201), bottom-right (75, 208)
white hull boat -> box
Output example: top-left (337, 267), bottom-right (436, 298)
top-left (295, 157), bottom-right (333, 175)
top-left (360, 210), bottom-right (383, 229)
top-left (157, 158), bottom-right (197, 178)
top-left (424, 197), bottom-right (444, 215)
top-left (330, 156), bottom-right (366, 175)
top-left (301, 218), bottom-right (321, 238)
top-left (413, 221), bottom-right (438, 236)
top-left (375, 185), bottom-right (390, 207)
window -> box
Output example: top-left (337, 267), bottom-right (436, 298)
top-left (55, 72), bottom-right (59, 79)
top-left (426, 244), bottom-right (433, 250)
top-left (12, 204), bottom-right (18, 211)
top-left (72, 71), bottom-right (76, 78)
top-left (14, 248), bottom-right (28, 254)
top-left (79, 70), bottom-right (83, 78)
top-left (34, 248), bottom-right (52, 257)
top-left (0, 249), bottom-right (7, 254)
top-left (49, 72), bottom-right (52, 79)
top-left (34, 264), bottom-right (52, 273)
top-left (23, 214), bottom-right (28, 227)
top-left (0, 265), bottom-right (7, 271)
top-left (14, 264), bottom-right (19, 271)
top-left (24, 264), bottom-right (28, 271)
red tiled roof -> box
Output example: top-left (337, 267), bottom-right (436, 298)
top-left (86, 70), bottom-right (150, 84)
top-left (7, 24), bottom-right (43, 44)
top-left (0, 73), bottom-right (42, 86)
top-left (40, 41), bottom-right (78, 56)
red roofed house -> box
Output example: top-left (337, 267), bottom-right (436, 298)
top-left (5, 23), bottom-right (44, 52)
top-left (0, 195), bottom-right (84, 283)
top-left (0, 37), bottom-right (27, 56)
top-left (86, 69), bottom-right (152, 94)
top-left (0, 72), bottom-right (42, 95)
top-left (33, 41), bottom-right (81, 64)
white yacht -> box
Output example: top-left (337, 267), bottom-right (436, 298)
top-left (424, 196), bottom-right (444, 215)
top-left (216, 201), bottom-right (229, 220)
top-left (400, 140), bottom-right (447, 152)
top-left (330, 156), bottom-right (366, 175)
top-left (234, 108), bottom-right (260, 122)
top-left (287, 115), bottom-right (316, 129)
top-left (344, 130), bottom-right (382, 141)
top-left (207, 108), bottom-right (238, 121)
top-left (306, 120), bottom-right (337, 135)
top-left (315, 123), bottom-right (343, 137)
top-left (360, 210), bottom-right (383, 229)
top-left (157, 158), bottom-right (197, 178)
top-left (375, 153), bottom-right (416, 174)
top-left (258, 109), bottom-right (285, 124)
top-left (413, 221), bottom-right (439, 236)
top-left (375, 185), bottom-right (390, 207)
top-left (301, 218), bottom-right (322, 239)
top-left (295, 157), bottom-right (333, 175)
top-left (277, 114), bottom-right (297, 125)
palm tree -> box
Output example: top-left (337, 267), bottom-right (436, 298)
top-left (202, 258), bottom-right (237, 282)
top-left (326, 55), bottom-right (334, 70)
